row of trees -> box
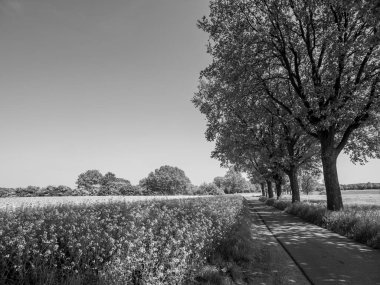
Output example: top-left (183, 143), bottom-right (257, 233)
top-left (0, 166), bottom-right (258, 198)
top-left (340, 183), bottom-right (380, 190)
top-left (76, 170), bottom-right (138, 195)
top-left (0, 185), bottom-right (78, 198)
top-left (77, 166), bottom-right (258, 196)
top-left (194, 0), bottom-right (380, 210)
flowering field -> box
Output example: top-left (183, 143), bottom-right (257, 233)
top-left (0, 195), bottom-right (208, 210)
top-left (0, 196), bottom-right (243, 284)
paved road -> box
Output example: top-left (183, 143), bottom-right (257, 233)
top-left (245, 198), bottom-right (380, 285)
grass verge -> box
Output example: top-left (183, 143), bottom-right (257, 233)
top-left (259, 197), bottom-right (380, 249)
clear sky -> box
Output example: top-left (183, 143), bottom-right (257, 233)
top-left (0, 0), bottom-right (379, 188)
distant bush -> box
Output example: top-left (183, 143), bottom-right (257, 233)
top-left (39, 185), bottom-right (76, 196)
top-left (195, 183), bottom-right (224, 195)
top-left (259, 197), bottom-right (380, 249)
top-left (216, 169), bottom-right (255, 194)
top-left (15, 186), bottom-right (40, 197)
top-left (0, 188), bottom-right (16, 198)
top-left (98, 180), bottom-right (132, 196)
top-left (0, 185), bottom-right (89, 197)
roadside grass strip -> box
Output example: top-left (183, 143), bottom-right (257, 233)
top-left (259, 197), bottom-right (380, 249)
top-left (0, 196), bottom-right (243, 285)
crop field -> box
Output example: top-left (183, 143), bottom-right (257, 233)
top-left (0, 193), bottom-right (258, 210)
top-left (0, 195), bottom-right (210, 210)
top-left (0, 196), bottom-right (244, 284)
top-left (282, 189), bottom-right (380, 206)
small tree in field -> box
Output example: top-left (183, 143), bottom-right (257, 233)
top-left (140, 165), bottom-right (192, 195)
top-left (299, 169), bottom-right (321, 195)
top-left (219, 169), bottom-right (252, 194)
top-left (213, 176), bottom-right (225, 188)
top-left (76, 170), bottom-right (103, 193)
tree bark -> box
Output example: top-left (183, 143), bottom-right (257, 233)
top-left (266, 180), bottom-right (274, 198)
top-left (287, 166), bottom-right (300, 203)
top-left (275, 180), bottom-right (282, 199)
top-left (273, 175), bottom-right (283, 199)
top-left (260, 182), bottom-right (266, 196)
top-left (321, 140), bottom-right (344, 210)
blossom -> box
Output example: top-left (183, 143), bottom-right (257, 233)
top-left (0, 196), bottom-right (243, 284)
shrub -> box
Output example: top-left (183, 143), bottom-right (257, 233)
top-left (258, 196), bottom-right (267, 203)
top-left (286, 202), bottom-right (327, 226)
top-left (272, 200), bottom-right (289, 211)
top-left (195, 183), bottom-right (224, 195)
top-left (98, 181), bottom-right (135, 196)
top-left (265, 198), bottom-right (275, 206)
top-left (0, 188), bottom-right (15, 198)
top-left (15, 186), bottom-right (40, 197)
top-left (40, 185), bottom-right (74, 196)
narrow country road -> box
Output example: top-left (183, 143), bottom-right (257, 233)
top-left (245, 198), bottom-right (380, 285)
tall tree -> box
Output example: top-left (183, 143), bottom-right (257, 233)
top-left (197, 0), bottom-right (380, 210)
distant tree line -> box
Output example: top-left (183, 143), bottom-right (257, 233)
top-left (0, 166), bottom-right (258, 197)
top-left (340, 183), bottom-right (380, 190)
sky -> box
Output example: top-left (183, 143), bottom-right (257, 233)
top-left (0, 0), bottom-right (379, 188)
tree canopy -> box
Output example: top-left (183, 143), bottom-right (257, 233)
top-left (76, 170), bottom-right (103, 191)
top-left (140, 165), bottom-right (192, 195)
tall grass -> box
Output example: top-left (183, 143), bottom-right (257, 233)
top-left (259, 197), bottom-right (380, 249)
top-left (0, 196), bottom-right (243, 285)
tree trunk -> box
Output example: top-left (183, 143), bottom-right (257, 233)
top-left (287, 167), bottom-right (300, 203)
top-left (260, 182), bottom-right (266, 196)
top-left (321, 141), bottom-right (344, 211)
top-left (273, 175), bottom-right (283, 199)
top-left (266, 180), bottom-right (274, 198)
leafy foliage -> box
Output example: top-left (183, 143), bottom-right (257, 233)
top-left (221, 169), bottom-right (252, 194)
top-left (100, 172), bottom-right (117, 186)
top-left (76, 170), bottom-right (103, 191)
top-left (195, 182), bottom-right (224, 195)
top-left (299, 169), bottom-right (321, 195)
top-left (140, 165), bottom-right (193, 195)
top-left (213, 169), bottom-right (256, 194)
